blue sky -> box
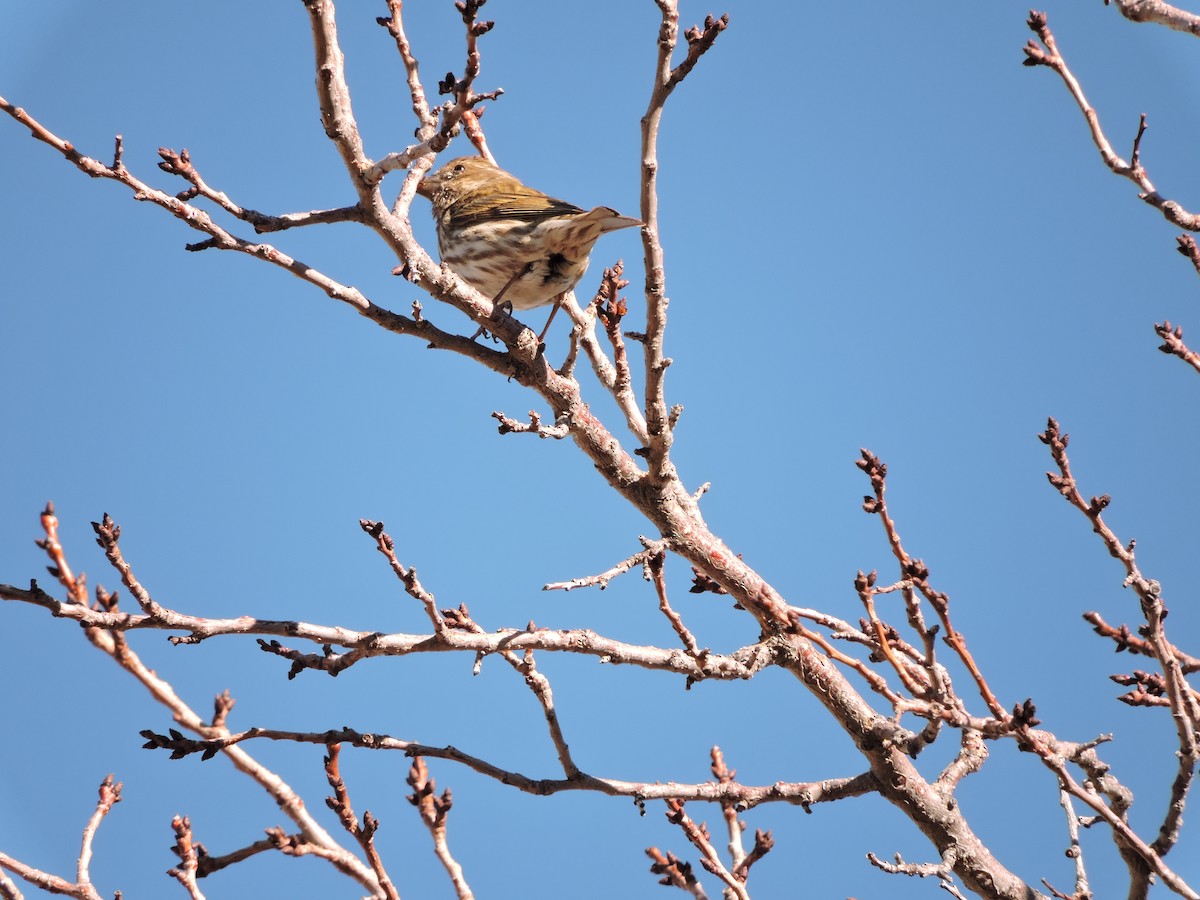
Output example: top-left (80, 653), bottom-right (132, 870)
top-left (3, 2), bottom-right (1199, 897)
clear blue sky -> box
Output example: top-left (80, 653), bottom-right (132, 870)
top-left (3, 2), bottom-right (1199, 897)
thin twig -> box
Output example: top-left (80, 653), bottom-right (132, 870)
top-left (649, 551), bottom-right (701, 656)
top-left (645, 847), bottom-right (709, 899)
top-left (663, 799), bottom-right (748, 900)
top-left (1023, 11), bottom-right (1200, 229)
top-left (1155, 319), bottom-right (1200, 374)
top-left (1040, 418), bottom-right (1199, 865)
top-left (1108, 0), bottom-right (1200, 37)
top-left (167, 815), bottom-right (207, 900)
top-left (16, 511), bottom-right (385, 895)
top-left (406, 757), bottom-right (474, 899)
top-left (359, 519), bottom-right (446, 634)
top-left (1054, 788), bottom-right (1092, 899)
top-left (857, 450), bottom-right (1005, 718)
top-left (640, 7), bottom-right (728, 484)
top-left (141, 722), bottom-right (879, 807)
top-left (543, 548), bottom-right (656, 592)
top-left (77, 776), bottom-right (122, 891)
top-left (323, 745), bottom-right (401, 900)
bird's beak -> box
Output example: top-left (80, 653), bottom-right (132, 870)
top-left (415, 176), bottom-right (432, 199)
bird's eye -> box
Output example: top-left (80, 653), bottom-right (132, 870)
top-left (452, 163), bottom-right (465, 174)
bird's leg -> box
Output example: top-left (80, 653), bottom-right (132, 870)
top-left (492, 262), bottom-right (533, 311)
top-left (468, 262), bottom-right (533, 342)
top-left (537, 294), bottom-right (565, 342)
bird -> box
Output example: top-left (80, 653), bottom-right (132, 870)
top-left (416, 155), bottom-right (641, 338)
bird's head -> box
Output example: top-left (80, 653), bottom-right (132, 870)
top-left (417, 156), bottom-right (511, 208)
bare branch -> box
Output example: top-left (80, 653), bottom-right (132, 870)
top-left (12, 512), bottom-right (386, 895)
top-left (156, 147), bottom-right (366, 233)
top-left (166, 815), bottom-right (206, 900)
top-left (0, 776), bottom-right (123, 900)
top-left (857, 450), bottom-right (1005, 719)
top-left (1, 574), bottom-right (758, 681)
top-left (663, 799), bottom-right (748, 900)
top-left (867, 847), bottom-right (966, 899)
top-left (0, 869), bottom-right (22, 900)
top-left (140, 722), bottom-right (879, 808)
top-left (543, 547), bottom-right (656, 592)
top-left (1054, 788), bottom-right (1092, 900)
top-left (323, 745), bottom-right (401, 900)
top-left (78, 776), bottom-right (122, 891)
top-left (491, 408), bottom-right (570, 439)
top-left (359, 518), bottom-right (446, 634)
top-left (406, 758), bottom-right (474, 899)
top-left (648, 550), bottom-right (701, 656)
top-left (1084, 610), bottom-right (1200, 674)
top-left (639, 7), bottom-right (730, 485)
top-left (0, 853), bottom-right (100, 900)
top-left (646, 847), bottom-right (709, 899)
top-left (1155, 319), bottom-right (1200, 374)
top-left (1023, 12), bottom-right (1200, 229)
top-left (1109, 0), bottom-right (1200, 37)
top-left (378, 0), bottom-right (437, 133)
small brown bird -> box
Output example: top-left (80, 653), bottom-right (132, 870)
top-left (417, 155), bottom-right (641, 336)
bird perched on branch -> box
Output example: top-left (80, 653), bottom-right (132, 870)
top-left (417, 155), bottom-right (641, 338)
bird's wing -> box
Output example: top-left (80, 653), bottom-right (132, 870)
top-left (451, 191), bottom-right (585, 228)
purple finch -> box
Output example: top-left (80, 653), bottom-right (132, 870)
top-left (417, 156), bottom-right (640, 334)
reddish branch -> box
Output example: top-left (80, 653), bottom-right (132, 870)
top-left (324, 745), bottom-right (401, 900)
top-left (661, 801), bottom-right (744, 900)
top-left (649, 550), bottom-right (702, 656)
top-left (1084, 610), bottom-right (1200, 675)
top-left (857, 450), bottom-right (1005, 719)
